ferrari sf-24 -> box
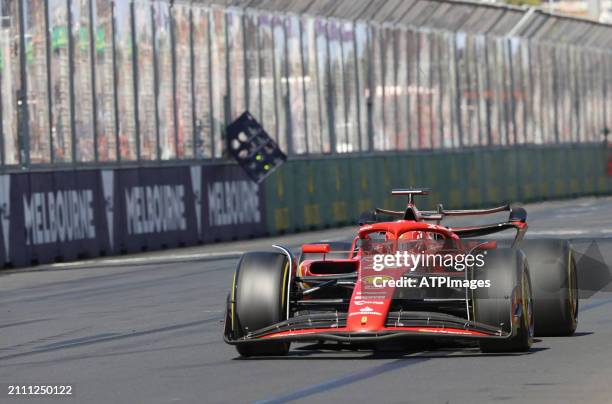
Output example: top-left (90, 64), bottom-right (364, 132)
top-left (224, 189), bottom-right (578, 356)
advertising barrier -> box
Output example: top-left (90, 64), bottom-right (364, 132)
top-left (0, 164), bottom-right (267, 268)
top-left (201, 164), bottom-right (267, 242)
top-left (0, 144), bottom-right (610, 268)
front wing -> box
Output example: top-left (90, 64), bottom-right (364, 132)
top-left (224, 311), bottom-right (515, 345)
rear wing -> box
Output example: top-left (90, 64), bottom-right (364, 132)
top-left (422, 204), bottom-right (527, 223)
top-left (360, 189), bottom-right (528, 244)
top-left (369, 203), bottom-right (526, 224)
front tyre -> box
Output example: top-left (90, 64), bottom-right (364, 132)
top-left (228, 252), bottom-right (291, 357)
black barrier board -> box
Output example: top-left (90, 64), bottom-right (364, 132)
top-left (0, 163), bottom-right (267, 269)
top-left (114, 166), bottom-right (199, 253)
top-left (1, 170), bottom-right (107, 267)
top-left (201, 164), bottom-right (267, 242)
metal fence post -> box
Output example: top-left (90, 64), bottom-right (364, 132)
top-left (130, 1), bottom-right (141, 161)
top-left (452, 33), bottom-right (463, 148)
top-left (391, 24), bottom-right (400, 150)
top-left (428, 30), bottom-right (436, 149)
top-left (257, 11), bottom-right (265, 125)
top-left (551, 45), bottom-right (560, 144)
top-left (325, 20), bottom-right (335, 154)
top-left (222, 9), bottom-right (230, 157)
top-left (507, 38), bottom-right (517, 145)
top-left (366, 23), bottom-right (374, 152)
top-left (206, 8), bottom-right (214, 158)
top-left (151, 3), bottom-right (161, 161)
top-left (88, 0), bottom-right (99, 162)
top-left (436, 31), bottom-right (445, 148)
top-left (379, 25), bottom-right (386, 151)
top-left (241, 10), bottom-right (249, 117)
top-left (170, 2), bottom-right (179, 158)
top-left (0, 57), bottom-right (3, 167)
top-left (17, 0), bottom-right (29, 167)
top-left (67, 0), bottom-right (77, 163)
top-left (482, 35), bottom-right (492, 146)
top-left (111, 0), bottom-right (121, 162)
top-left (189, 7), bottom-right (197, 159)
top-left (316, 20), bottom-right (325, 152)
top-left (44, 0), bottom-right (54, 163)
top-left (527, 40), bottom-right (536, 144)
top-left (352, 21), bottom-right (362, 153)
top-left (299, 17), bottom-right (310, 154)
top-left (283, 17), bottom-right (293, 155)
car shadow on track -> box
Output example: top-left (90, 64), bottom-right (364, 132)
top-left (569, 331), bottom-right (593, 337)
top-left (232, 345), bottom-right (550, 360)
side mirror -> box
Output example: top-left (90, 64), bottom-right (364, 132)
top-left (301, 244), bottom-right (330, 254)
top-left (509, 207), bottom-right (527, 223)
top-left (358, 211), bottom-right (377, 226)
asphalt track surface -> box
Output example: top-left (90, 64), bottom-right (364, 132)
top-left (2, 197), bottom-right (612, 404)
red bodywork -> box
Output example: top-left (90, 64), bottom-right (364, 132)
top-left (225, 195), bottom-right (528, 346)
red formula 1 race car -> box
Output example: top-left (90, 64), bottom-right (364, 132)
top-left (223, 189), bottom-right (578, 357)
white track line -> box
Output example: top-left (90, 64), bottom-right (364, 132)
top-left (42, 251), bottom-right (245, 270)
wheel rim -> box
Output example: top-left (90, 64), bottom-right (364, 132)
top-left (524, 270), bottom-right (534, 339)
top-left (568, 252), bottom-right (578, 325)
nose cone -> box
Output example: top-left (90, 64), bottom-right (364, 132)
top-left (346, 282), bottom-right (391, 331)
top-left (346, 308), bottom-right (387, 331)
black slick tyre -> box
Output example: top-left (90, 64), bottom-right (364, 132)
top-left (229, 252), bottom-right (291, 357)
top-left (474, 249), bottom-right (534, 353)
top-left (520, 240), bottom-right (578, 337)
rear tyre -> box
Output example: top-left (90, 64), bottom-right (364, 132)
top-left (520, 240), bottom-right (578, 337)
top-left (474, 249), bottom-right (534, 353)
top-left (230, 252), bottom-right (291, 357)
